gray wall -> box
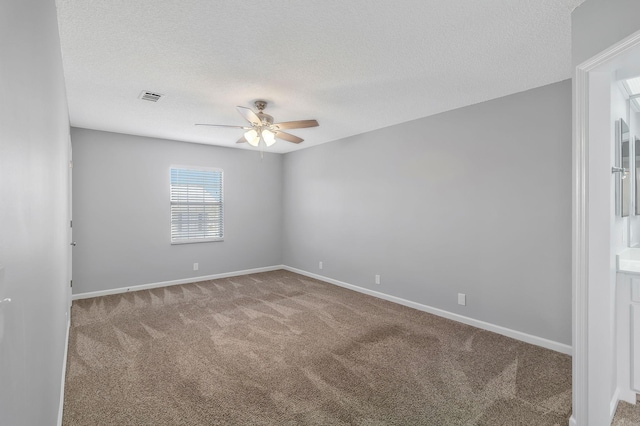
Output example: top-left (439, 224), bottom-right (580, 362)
top-left (572, 0), bottom-right (640, 66)
top-left (71, 128), bottom-right (283, 294)
top-left (73, 83), bottom-right (571, 345)
top-left (0, 0), bottom-right (71, 424)
top-left (282, 80), bottom-right (572, 345)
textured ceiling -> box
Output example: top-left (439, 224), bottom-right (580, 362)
top-left (55, 0), bottom-right (585, 154)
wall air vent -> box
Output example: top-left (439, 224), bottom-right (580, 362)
top-left (139, 91), bottom-right (163, 102)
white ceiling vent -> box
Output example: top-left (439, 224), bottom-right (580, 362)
top-left (139, 91), bottom-right (163, 102)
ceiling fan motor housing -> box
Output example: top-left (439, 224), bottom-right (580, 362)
top-left (254, 101), bottom-right (273, 126)
top-left (257, 112), bottom-right (274, 126)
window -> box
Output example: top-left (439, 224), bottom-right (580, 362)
top-left (621, 76), bottom-right (640, 111)
top-left (170, 167), bottom-right (223, 244)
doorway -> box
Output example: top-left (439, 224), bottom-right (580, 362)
top-left (573, 28), bottom-right (640, 426)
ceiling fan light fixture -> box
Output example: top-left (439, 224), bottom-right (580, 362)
top-left (244, 129), bottom-right (259, 146)
top-left (262, 129), bottom-right (276, 147)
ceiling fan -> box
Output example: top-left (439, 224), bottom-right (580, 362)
top-left (196, 100), bottom-right (319, 147)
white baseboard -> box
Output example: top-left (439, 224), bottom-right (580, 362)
top-left (72, 265), bottom-right (285, 300)
top-left (283, 266), bottom-right (573, 355)
top-left (71, 265), bottom-right (572, 355)
top-left (618, 387), bottom-right (636, 405)
top-left (57, 310), bottom-right (71, 426)
top-left (611, 388), bottom-right (621, 423)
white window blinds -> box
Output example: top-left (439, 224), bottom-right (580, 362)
top-left (170, 167), bottom-right (223, 243)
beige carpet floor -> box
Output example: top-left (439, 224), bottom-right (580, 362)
top-left (63, 270), bottom-right (571, 425)
top-left (613, 399), bottom-right (640, 425)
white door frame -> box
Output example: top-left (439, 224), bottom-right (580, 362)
top-left (68, 137), bottom-right (73, 311)
top-left (573, 30), bottom-right (640, 426)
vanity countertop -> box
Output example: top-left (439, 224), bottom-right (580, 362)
top-left (618, 248), bottom-right (640, 274)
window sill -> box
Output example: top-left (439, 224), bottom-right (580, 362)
top-left (171, 238), bottom-right (224, 245)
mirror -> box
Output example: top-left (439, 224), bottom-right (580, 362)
top-left (636, 136), bottom-right (640, 216)
top-left (619, 118), bottom-right (630, 217)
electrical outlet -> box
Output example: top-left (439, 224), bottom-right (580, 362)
top-left (319, 261), bottom-right (323, 270)
top-left (458, 293), bottom-right (466, 306)
top-left (375, 275), bottom-right (381, 285)
top-left (193, 263), bottom-right (199, 271)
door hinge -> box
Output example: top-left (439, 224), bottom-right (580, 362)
top-left (70, 280), bottom-right (72, 288)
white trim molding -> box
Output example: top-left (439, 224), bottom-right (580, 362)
top-left (72, 265), bottom-right (284, 300)
top-left (57, 311), bottom-right (71, 426)
top-left (572, 52), bottom-right (589, 426)
top-left (610, 388), bottom-right (621, 422)
top-left (284, 266), bottom-right (572, 355)
top-left (72, 264), bottom-right (572, 355)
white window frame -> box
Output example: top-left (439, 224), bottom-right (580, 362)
top-left (170, 166), bottom-right (224, 244)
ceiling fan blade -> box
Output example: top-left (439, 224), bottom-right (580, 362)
top-left (195, 124), bottom-right (249, 129)
top-left (236, 136), bottom-right (247, 144)
top-left (275, 131), bottom-right (304, 144)
top-left (236, 106), bottom-right (262, 126)
top-left (273, 119), bottom-right (319, 130)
